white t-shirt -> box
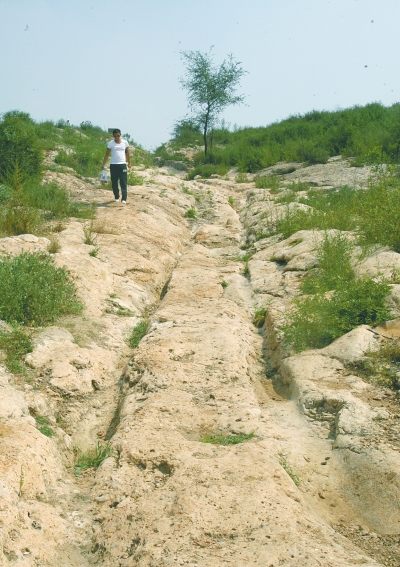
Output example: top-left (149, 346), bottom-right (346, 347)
top-left (107, 139), bottom-right (129, 164)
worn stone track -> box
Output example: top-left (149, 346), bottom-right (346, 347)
top-left (1, 160), bottom-right (400, 566)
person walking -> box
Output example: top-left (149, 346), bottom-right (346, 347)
top-left (102, 129), bottom-right (131, 204)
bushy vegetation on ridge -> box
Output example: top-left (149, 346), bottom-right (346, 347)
top-left (157, 102), bottom-right (400, 176)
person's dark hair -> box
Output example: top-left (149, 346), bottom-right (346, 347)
top-left (112, 129), bottom-right (121, 135)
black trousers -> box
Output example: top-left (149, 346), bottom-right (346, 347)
top-left (110, 163), bottom-right (127, 201)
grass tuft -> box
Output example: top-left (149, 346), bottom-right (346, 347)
top-left (35, 416), bottom-right (56, 437)
top-left (129, 320), bottom-right (149, 348)
top-left (74, 442), bottom-right (113, 476)
top-left (201, 432), bottom-right (254, 445)
top-left (184, 209), bottom-right (197, 219)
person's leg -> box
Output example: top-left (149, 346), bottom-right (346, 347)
top-left (120, 164), bottom-right (128, 202)
top-left (110, 165), bottom-right (120, 200)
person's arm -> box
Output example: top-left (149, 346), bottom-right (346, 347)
top-left (102, 148), bottom-right (111, 169)
top-left (125, 145), bottom-right (131, 168)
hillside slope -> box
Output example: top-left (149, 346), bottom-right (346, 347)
top-left (0, 153), bottom-right (399, 566)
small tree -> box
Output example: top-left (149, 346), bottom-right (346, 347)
top-left (179, 48), bottom-right (247, 158)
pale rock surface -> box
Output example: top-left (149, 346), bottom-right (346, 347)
top-left (2, 159), bottom-right (398, 566)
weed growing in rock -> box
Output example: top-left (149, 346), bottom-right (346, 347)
top-left (346, 339), bottom-right (400, 391)
top-left (0, 252), bottom-right (83, 326)
top-left (279, 453), bottom-right (300, 486)
top-left (74, 442), bottom-right (113, 475)
top-left (201, 432), bottom-right (254, 445)
top-left (83, 222), bottom-right (97, 245)
top-left (184, 209), bottom-right (197, 219)
top-left (0, 327), bottom-right (33, 374)
top-left (242, 262), bottom-right (250, 278)
top-left (221, 280), bottom-right (228, 289)
top-left (228, 196), bottom-right (235, 207)
top-left (89, 247), bottom-right (100, 258)
top-left (275, 191), bottom-right (297, 205)
top-left (129, 320), bottom-right (149, 348)
top-left (254, 175), bottom-right (280, 192)
top-left (287, 180), bottom-right (310, 192)
top-left (235, 172), bottom-right (248, 183)
top-left (253, 307), bottom-right (267, 328)
top-left (35, 416), bottom-right (56, 437)
top-left (117, 307), bottom-right (134, 316)
top-left (47, 235), bottom-right (60, 254)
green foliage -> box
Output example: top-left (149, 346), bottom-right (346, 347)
top-left (221, 280), bottom-right (228, 289)
top-left (235, 172), bottom-right (248, 183)
top-left (357, 171), bottom-right (400, 252)
top-left (228, 196), bottom-right (235, 207)
top-left (0, 327), bottom-right (33, 373)
top-left (275, 191), bottom-right (297, 205)
top-left (254, 175), bottom-right (280, 192)
top-left (171, 118), bottom-right (202, 146)
top-left (35, 416), bottom-right (56, 437)
top-left (184, 208), bottom-right (197, 219)
top-left (88, 247), bottom-right (100, 258)
top-left (187, 163), bottom-right (230, 180)
top-left (301, 232), bottom-right (355, 294)
top-left (0, 252), bottom-right (83, 326)
top-left (127, 170), bottom-right (144, 186)
top-left (287, 180), bottom-right (311, 192)
top-left (74, 442), bottom-right (113, 475)
top-left (0, 111), bottom-right (42, 179)
top-left (346, 340), bottom-right (400, 390)
top-left (129, 320), bottom-right (148, 348)
top-left (253, 307), bottom-right (267, 328)
top-left (201, 432), bottom-right (254, 445)
top-left (283, 233), bottom-right (391, 351)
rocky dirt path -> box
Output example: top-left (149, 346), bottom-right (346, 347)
top-left (1, 163), bottom-right (399, 566)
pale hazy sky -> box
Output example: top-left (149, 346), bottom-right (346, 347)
top-left (1, 0), bottom-right (399, 149)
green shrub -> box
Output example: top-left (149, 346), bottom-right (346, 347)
top-left (253, 307), bottom-right (267, 327)
top-left (0, 327), bottom-right (33, 373)
top-left (0, 111), bottom-right (42, 179)
top-left (0, 252), bottom-right (83, 326)
top-left (129, 320), bottom-right (148, 348)
top-left (301, 232), bottom-right (355, 294)
top-left (283, 277), bottom-right (391, 351)
top-left (357, 175), bottom-right (400, 252)
top-left (283, 232), bottom-right (391, 351)
top-left (187, 163), bottom-right (229, 180)
top-left (127, 171), bottom-right (144, 186)
top-left (184, 208), bottom-right (197, 219)
top-left (346, 340), bottom-right (400, 390)
top-left (275, 191), bottom-right (297, 205)
top-left (235, 172), bottom-right (248, 183)
top-left (287, 180), bottom-right (310, 192)
top-left (254, 175), bottom-right (280, 191)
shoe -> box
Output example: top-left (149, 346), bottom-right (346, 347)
top-left (115, 199), bottom-right (119, 202)
top-left (122, 200), bottom-right (126, 204)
